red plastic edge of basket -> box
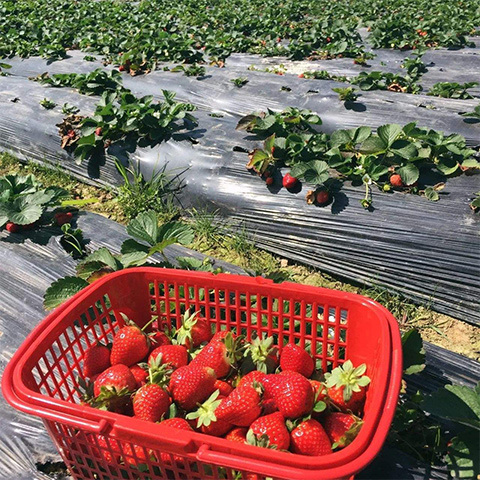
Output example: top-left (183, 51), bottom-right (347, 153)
top-left (2, 268), bottom-right (402, 478)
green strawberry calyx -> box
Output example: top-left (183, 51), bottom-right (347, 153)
top-left (175, 309), bottom-right (201, 348)
top-left (244, 334), bottom-right (278, 373)
top-left (324, 360), bottom-right (371, 402)
top-left (185, 389), bottom-right (222, 428)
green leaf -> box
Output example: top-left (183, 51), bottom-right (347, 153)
top-left (401, 329), bottom-right (425, 375)
top-left (264, 134), bottom-right (275, 153)
top-left (330, 129), bottom-right (353, 148)
top-left (424, 187), bottom-right (439, 201)
top-left (423, 382), bottom-right (480, 430)
top-left (397, 163), bottom-right (419, 185)
top-left (360, 136), bottom-right (387, 155)
top-left (76, 261), bottom-right (110, 280)
top-left (157, 222), bottom-right (194, 245)
top-left (119, 238), bottom-right (150, 267)
top-left (446, 429), bottom-right (479, 479)
top-left (436, 158), bottom-right (459, 176)
top-left (176, 256), bottom-right (204, 270)
top-left (461, 158), bottom-right (480, 168)
top-left (391, 139), bottom-right (418, 159)
top-left (77, 247), bottom-right (120, 272)
top-left (77, 133), bottom-right (96, 146)
top-left (44, 276), bottom-right (89, 310)
top-left (126, 210), bottom-right (159, 246)
top-left (354, 127), bottom-right (372, 144)
top-left (7, 197), bottom-right (43, 225)
top-left (377, 124), bottom-right (403, 148)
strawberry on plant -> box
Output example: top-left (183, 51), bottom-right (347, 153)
top-left (323, 412), bottom-right (363, 449)
top-left (225, 427), bottom-right (248, 443)
top-left (266, 177), bottom-right (274, 186)
top-left (324, 360), bottom-right (370, 414)
top-left (54, 212), bottom-right (73, 226)
top-left (390, 174), bottom-right (404, 188)
top-left (111, 319), bottom-right (151, 367)
top-left (315, 190), bottom-right (330, 205)
top-left (282, 173), bottom-right (298, 189)
top-left (95, 127), bottom-right (103, 136)
top-left (247, 412), bottom-right (290, 451)
top-left (280, 343), bottom-right (314, 378)
top-left (289, 419), bottom-right (332, 456)
top-left (5, 222), bottom-right (20, 233)
top-left (82, 343), bottom-right (110, 379)
top-left (148, 344), bottom-right (188, 370)
top-left (175, 310), bottom-right (212, 349)
top-left (169, 364), bottom-right (217, 411)
top-left (190, 332), bottom-right (244, 378)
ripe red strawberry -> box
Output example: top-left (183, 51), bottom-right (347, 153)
top-left (169, 365), bottom-right (216, 411)
top-left (215, 384), bottom-right (263, 427)
top-left (148, 330), bottom-right (171, 351)
top-left (214, 379), bottom-right (233, 397)
top-left (266, 371), bottom-right (314, 419)
top-left (133, 383), bottom-right (170, 423)
top-left (123, 443), bottom-right (153, 466)
top-left (262, 398), bottom-right (278, 415)
top-left (247, 412), bottom-right (290, 450)
top-left (148, 345), bottom-right (188, 370)
top-left (283, 173), bottom-right (298, 189)
top-left (298, 73), bottom-right (305, 78)
top-left (95, 127), bottom-right (103, 136)
top-left (225, 427), bottom-right (248, 443)
top-left (316, 190), bottom-right (330, 205)
top-left (290, 419), bottom-right (332, 456)
top-left (390, 174), bottom-right (404, 188)
top-left (211, 330), bottom-right (233, 342)
top-left (244, 335), bottom-right (279, 373)
top-left (111, 322), bottom-right (150, 367)
top-left (82, 343), bottom-right (110, 378)
top-left (5, 222), bottom-right (20, 233)
top-left (324, 361), bottom-right (370, 414)
top-left (237, 370), bottom-right (267, 389)
top-left (323, 412), bottom-right (363, 449)
top-left (176, 310), bottom-right (212, 349)
top-left (92, 434), bottom-right (121, 463)
top-left (54, 212), bottom-right (73, 226)
top-left (265, 177), bottom-right (274, 186)
top-left (93, 364), bottom-right (137, 413)
top-left (190, 332), bottom-right (244, 378)
top-left (280, 343), bottom-right (314, 378)
top-left (130, 364), bottom-right (148, 387)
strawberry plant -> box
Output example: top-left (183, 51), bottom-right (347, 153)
top-left (428, 82), bottom-right (479, 99)
top-left (350, 71), bottom-right (421, 94)
top-left (170, 64), bottom-right (207, 78)
top-left (237, 108), bottom-right (479, 209)
top-left (332, 87), bottom-right (358, 102)
top-left (460, 105), bottom-right (480, 121)
top-left (40, 98), bottom-right (56, 109)
top-left (230, 77), bottom-right (249, 88)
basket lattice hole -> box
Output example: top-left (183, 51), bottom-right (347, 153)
top-left (340, 309), bottom-right (348, 325)
top-left (328, 307), bottom-right (336, 323)
top-left (340, 328), bottom-right (347, 343)
top-left (339, 346), bottom-right (346, 361)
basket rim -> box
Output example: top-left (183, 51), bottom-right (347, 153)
top-left (2, 267), bottom-right (402, 476)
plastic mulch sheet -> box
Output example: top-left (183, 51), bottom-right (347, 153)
top-left (1, 44), bottom-right (479, 325)
top-left (0, 211), bottom-right (479, 479)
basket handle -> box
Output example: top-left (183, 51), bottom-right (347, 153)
top-left (196, 444), bottom-right (293, 479)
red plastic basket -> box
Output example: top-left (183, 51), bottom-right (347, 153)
top-left (2, 268), bottom-right (402, 480)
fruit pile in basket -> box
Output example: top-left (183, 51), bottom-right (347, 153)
top-left (79, 310), bottom-right (370, 457)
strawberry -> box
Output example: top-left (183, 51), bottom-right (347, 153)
top-left (390, 174), bottom-right (404, 188)
top-left (130, 364), bottom-right (148, 387)
top-left (323, 412), bottom-right (363, 449)
top-left (290, 419), bottom-right (332, 456)
top-left (225, 427), bottom-right (248, 443)
top-left (214, 379), bottom-right (234, 397)
top-left (282, 173), bottom-right (298, 189)
top-left (123, 443), bottom-right (153, 466)
top-left (95, 127), bottom-right (103, 136)
top-left (111, 321), bottom-right (150, 367)
top-left (175, 310), bottom-right (212, 349)
top-left (67, 129), bottom-right (76, 139)
top-left (266, 371), bottom-right (314, 419)
top-left (316, 190), bottom-right (330, 205)
top-left (247, 412), bottom-right (290, 450)
top-left (5, 222), bottom-right (20, 233)
top-left (190, 332), bottom-right (244, 378)
top-left (54, 212), bottom-right (73, 226)
top-left (92, 434), bottom-right (121, 463)
top-left (93, 364), bottom-right (137, 413)
top-left (215, 384), bottom-right (263, 427)
top-left (310, 380), bottom-right (328, 415)
top-left (265, 177), bottom-right (274, 186)
top-left (82, 343), bottom-right (110, 378)
top-left (280, 343), bottom-right (314, 378)
top-left (324, 361), bottom-right (370, 414)
top-left (148, 345), bottom-right (188, 370)
top-left (244, 335), bottom-right (279, 373)
top-left (118, 65), bottom-right (126, 72)
top-left (148, 330), bottom-right (171, 350)
top-left (262, 398), bottom-right (278, 415)
top-left (159, 418), bottom-right (193, 466)
top-left (298, 73), bottom-right (305, 78)
top-left (169, 364), bottom-right (216, 411)
top-left (133, 383), bottom-right (170, 423)
top-left (237, 370), bottom-right (267, 389)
